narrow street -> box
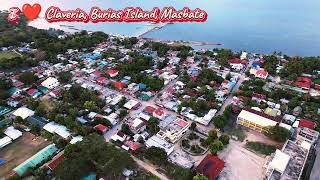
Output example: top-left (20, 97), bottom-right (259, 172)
top-left (131, 156), bottom-right (170, 180)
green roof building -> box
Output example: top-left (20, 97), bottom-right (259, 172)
top-left (13, 144), bottom-right (58, 176)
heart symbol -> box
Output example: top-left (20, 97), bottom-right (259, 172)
top-left (22, 3), bottom-right (41, 21)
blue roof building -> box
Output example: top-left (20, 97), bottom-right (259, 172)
top-left (138, 83), bottom-right (147, 91)
top-left (26, 116), bottom-right (48, 129)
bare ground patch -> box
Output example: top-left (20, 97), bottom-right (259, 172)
top-left (0, 132), bottom-right (50, 177)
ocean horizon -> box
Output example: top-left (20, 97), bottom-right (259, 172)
top-left (2, 0), bottom-right (320, 56)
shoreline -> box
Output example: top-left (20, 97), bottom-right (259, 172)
top-left (28, 19), bottom-right (221, 48)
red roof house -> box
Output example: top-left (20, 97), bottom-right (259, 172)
top-left (153, 107), bottom-right (165, 120)
top-left (49, 90), bottom-right (61, 98)
top-left (114, 82), bottom-right (126, 90)
top-left (93, 70), bottom-right (102, 77)
top-left (295, 77), bottom-right (312, 90)
top-left (255, 70), bottom-right (268, 79)
top-left (124, 141), bottom-right (141, 151)
top-left (27, 89), bottom-right (37, 96)
top-left (299, 119), bottom-right (317, 130)
top-left (96, 77), bottom-right (107, 84)
top-left (144, 106), bottom-right (156, 115)
top-left (107, 69), bottom-right (119, 77)
top-left (191, 76), bottom-right (198, 81)
top-left (94, 124), bottom-right (108, 133)
top-left (228, 58), bottom-right (241, 64)
top-left (195, 154), bottom-right (225, 180)
top-left (47, 153), bottom-right (65, 170)
top-left (13, 81), bottom-right (24, 87)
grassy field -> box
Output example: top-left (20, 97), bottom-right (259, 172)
top-left (245, 141), bottom-right (276, 155)
top-left (0, 132), bottom-right (51, 177)
top-left (0, 51), bottom-right (18, 59)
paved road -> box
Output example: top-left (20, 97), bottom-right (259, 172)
top-left (132, 156), bottom-right (170, 180)
top-left (310, 139), bottom-right (320, 180)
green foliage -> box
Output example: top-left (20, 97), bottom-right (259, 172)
top-left (58, 71), bottom-right (72, 83)
top-left (202, 129), bottom-right (218, 147)
top-left (13, 116), bottom-right (24, 124)
top-left (263, 55), bottom-right (278, 75)
top-left (149, 42), bottom-right (170, 57)
top-left (279, 56), bottom-right (320, 78)
top-left (190, 122), bottom-right (197, 131)
top-left (121, 123), bottom-right (134, 136)
top-left (181, 99), bottom-right (211, 116)
top-left (188, 132), bottom-right (199, 140)
top-left (144, 146), bottom-right (168, 166)
top-left (146, 117), bottom-right (160, 135)
top-left (213, 115), bottom-right (227, 129)
top-left (219, 134), bottom-right (230, 145)
top-left (55, 134), bottom-right (134, 180)
top-left (121, 37), bottom-right (138, 49)
top-left (209, 140), bottom-right (224, 155)
top-left (264, 126), bottom-right (291, 142)
top-left (193, 175), bottom-right (209, 180)
top-left (164, 163), bottom-right (193, 180)
top-left (18, 72), bottom-right (38, 85)
top-left (246, 141), bottom-right (276, 155)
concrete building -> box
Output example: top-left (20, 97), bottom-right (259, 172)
top-left (157, 119), bottom-right (190, 143)
top-left (296, 127), bottom-right (319, 145)
top-left (266, 140), bottom-right (309, 180)
top-left (12, 107), bottom-right (35, 120)
top-left (123, 99), bottom-right (141, 110)
top-left (41, 77), bottom-right (60, 89)
top-left (145, 135), bottom-right (174, 155)
top-left (129, 118), bottom-right (146, 134)
top-left (237, 107), bottom-right (281, 132)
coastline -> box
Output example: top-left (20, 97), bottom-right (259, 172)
top-left (28, 19), bottom-right (219, 49)
top-left (28, 17), bottom-right (167, 37)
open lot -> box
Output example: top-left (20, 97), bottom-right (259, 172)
top-left (0, 132), bottom-right (50, 177)
top-left (219, 140), bottom-right (266, 180)
top-left (0, 51), bottom-right (18, 59)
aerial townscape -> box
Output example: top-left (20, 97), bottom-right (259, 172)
top-left (1, 12), bottom-right (320, 180)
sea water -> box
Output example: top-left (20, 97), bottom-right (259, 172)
top-left (2, 0), bottom-right (320, 56)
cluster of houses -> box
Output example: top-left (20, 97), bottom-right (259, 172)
top-left (2, 29), bottom-right (320, 180)
top-left (235, 106), bottom-right (319, 179)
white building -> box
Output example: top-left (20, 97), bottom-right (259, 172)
top-left (124, 99), bottom-right (141, 110)
top-left (129, 118), bottom-right (146, 134)
top-left (41, 77), bottom-right (60, 89)
top-left (157, 119), bottom-right (191, 143)
top-left (145, 135), bottom-right (174, 155)
top-left (196, 109), bottom-right (217, 126)
top-left (13, 107), bottom-right (35, 120)
top-left (0, 136), bottom-right (12, 148)
top-left (43, 122), bottom-right (71, 139)
top-left (4, 126), bottom-right (22, 140)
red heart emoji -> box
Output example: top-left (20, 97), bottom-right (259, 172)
top-left (22, 3), bottom-right (41, 21)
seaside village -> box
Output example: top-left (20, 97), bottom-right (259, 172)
top-left (1, 30), bottom-right (320, 180)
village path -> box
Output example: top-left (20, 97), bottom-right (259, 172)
top-left (131, 156), bottom-right (171, 180)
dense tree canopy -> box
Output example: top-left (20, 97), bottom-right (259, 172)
top-left (55, 134), bottom-right (135, 180)
top-left (264, 126), bottom-right (291, 142)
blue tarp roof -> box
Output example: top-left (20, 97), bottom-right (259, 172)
top-left (26, 116), bottom-right (48, 129)
top-left (81, 53), bottom-right (101, 60)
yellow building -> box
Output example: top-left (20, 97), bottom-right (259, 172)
top-left (237, 108), bottom-right (280, 132)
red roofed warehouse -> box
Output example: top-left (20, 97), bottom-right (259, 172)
top-left (195, 154), bottom-right (225, 180)
top-left (299, 119), bottom-right (317, 130)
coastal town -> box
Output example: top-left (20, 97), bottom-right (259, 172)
top-left (1, 11), bottom-right (320, 180)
